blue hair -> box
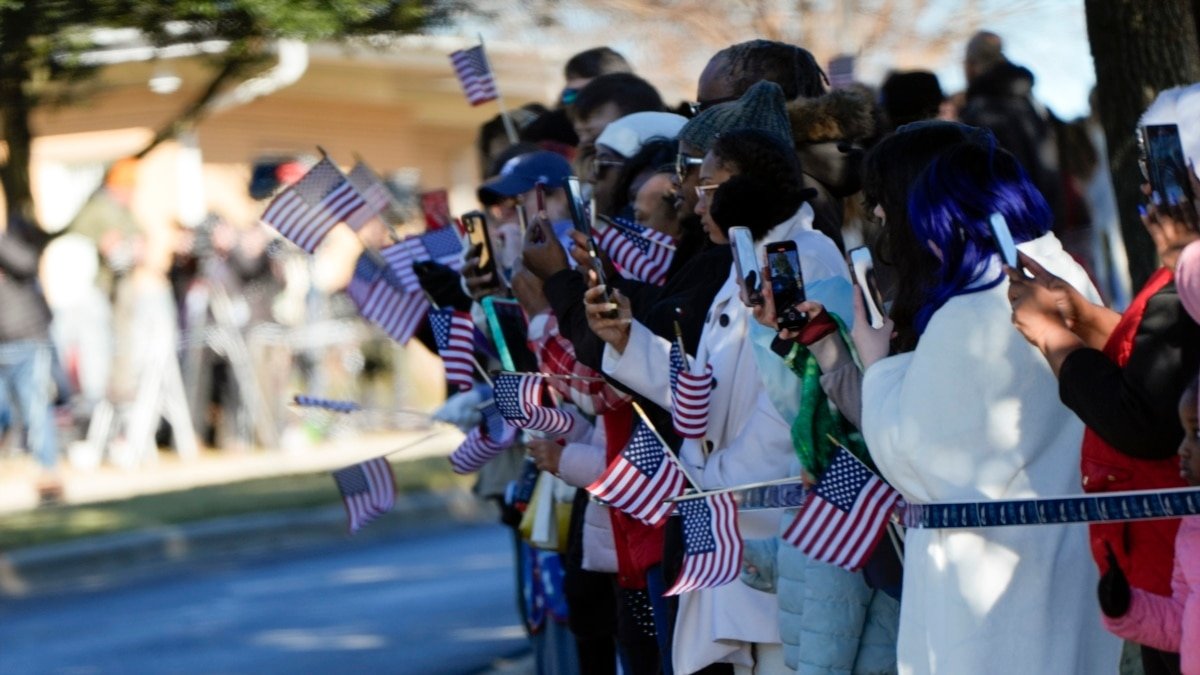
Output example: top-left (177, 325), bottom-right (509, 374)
top-left (906, 133), bottom-right (1053, 334)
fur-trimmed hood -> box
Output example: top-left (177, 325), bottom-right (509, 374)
top-left (787, 88), bottom-right (875, 145)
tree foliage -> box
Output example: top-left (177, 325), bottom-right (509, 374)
top-left (0, 0), bottom-right (456, 223)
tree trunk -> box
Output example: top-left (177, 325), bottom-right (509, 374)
top-left (0, 6), bottom-right (37, 224)
top-left (1085, 0), bottom-right (1200, 289)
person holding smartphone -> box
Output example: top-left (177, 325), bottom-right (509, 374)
top-left (585, 126), bottom-right (860, 675)
top-left (1007, 86), bottom-right (1200, 675)
top-left (856, 132), bottom-right (1120, 674)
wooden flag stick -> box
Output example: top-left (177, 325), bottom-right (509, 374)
top-left (477, 34), bottom-right (519, 144)
top-left (630, 401), bottom-right (702, 492)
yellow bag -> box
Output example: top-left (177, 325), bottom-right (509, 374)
top-left (518, 471), bottom-right (573, 553)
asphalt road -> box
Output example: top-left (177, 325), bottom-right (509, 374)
top-left (0, 523), bottom-right (528, 674)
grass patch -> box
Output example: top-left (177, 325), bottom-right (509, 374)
top-left (0, 455), bottom-right (468, 551)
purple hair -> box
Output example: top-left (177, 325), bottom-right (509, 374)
top-left (906, 134), bottom-right (1052, 333)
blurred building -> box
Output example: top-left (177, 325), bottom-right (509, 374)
top-left (28, 34), bottom-right (563, 238)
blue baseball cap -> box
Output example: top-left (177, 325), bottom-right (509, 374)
top-left (479, 151), bottom-right (573, 200)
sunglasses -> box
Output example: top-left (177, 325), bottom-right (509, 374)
top-left (674, 153), bottom-right (704, 182)
top-left (590, 157), bottom-right (625, 180)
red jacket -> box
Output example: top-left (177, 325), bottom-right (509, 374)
top-left (1082, 268), bottom-right (1185, 597)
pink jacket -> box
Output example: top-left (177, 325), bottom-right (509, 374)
top-left (1105, 516), bottom-right (1200, 673)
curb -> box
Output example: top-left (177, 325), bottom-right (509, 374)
top-left (0, 488), bottom-right (492, 598)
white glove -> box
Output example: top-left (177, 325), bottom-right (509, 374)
top-left (432, 387), bottom-right (484, 432)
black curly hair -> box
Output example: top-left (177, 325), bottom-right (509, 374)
top-left (709, 128), bottom-right (810, 241)
top-left (714, 40), bottom-right (828, 101)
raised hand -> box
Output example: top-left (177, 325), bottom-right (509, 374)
top-left (583, 269), bottom-right (632, 353)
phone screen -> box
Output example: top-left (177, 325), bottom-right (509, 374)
top-left (766, 241), bottom-right (806, 329)
top-left (462, 211), bottom-right (498, 283)
top-left (988, 213), bottom-right (1019, 269)
top-left (565, 177), bottom-right (593, 238)
top-left (482, 297), bottom-right (539, 373)
top-left (1143, 124), bottom-right (1195, 205)
top-left (729, 226), bottom-right (763, 306)
top-left (849, 247), bottom-right (886, 329)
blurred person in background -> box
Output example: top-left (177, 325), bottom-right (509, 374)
top-left (879, 70), bottom-right (946, 130)
top-left (571, 73), bottom-right (665, 164)
top-left (960, 31), bottom-right (1065, 231)
top-left (0, 214), bottom-right (63, 502)
top-left (477, 104), bottom-right (549, 182)
top-left (562, 46), bottom-right (633, 108)
top-left (69, 157), bottom-right (142, 300)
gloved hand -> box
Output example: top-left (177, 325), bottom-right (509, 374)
top-left (413, 260), bottom-right (473, 312)
top-left (1098, 542), bottom-right (1131, 618)
top-left (431, 387), bottom-right (484, 432)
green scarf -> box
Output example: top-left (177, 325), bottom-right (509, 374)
top-left (783, 318), bottom-right (872, 478)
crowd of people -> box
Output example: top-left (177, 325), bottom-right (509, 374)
top-left (3, 25), bottom-right (1200, 675)
top-left (415, 32), bottom-right (1200, 675)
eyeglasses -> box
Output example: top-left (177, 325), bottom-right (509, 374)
top-left (686, 95), bottom-right (740, 116)
top-left (675, 153), bottom-right (704, 182)
top-left (695, 184), bottom-right (721, 202)
top-left (590, 157), bottom-right (625, 180)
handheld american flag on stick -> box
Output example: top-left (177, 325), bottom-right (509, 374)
top-left (450, 45), bottom-right (499, 106)
top-left (429, 308), bottom-right (477, 391)
top-left (380, 228), bottom-right (465, 294)
top-left (260, 157), bottom-right (365, 252)
top-left (347, 251), bottom-right (428, 345)
top-left (587, 419), bottom-right (687, 526)
top-left (448, 390), bottom-right (518, 474)
top-left (783, 446), bottom-right (902, 571)
top-left (332, 457), bottom-right (396, 534)
top-left (669, 341), bottom-right (713, 439)
top-left (493, 372), bottom-right (574, 435)
top-left (596, 216), bottom-right (675, 285)
top-left (665, 492), bottom-right (742, 596)
top-left (344, 161), bottom-right (394, 231)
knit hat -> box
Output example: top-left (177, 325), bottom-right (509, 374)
top-left (677, 81), bottom-right (793, 153)
top-left (595, 112), bottom-right (688, 158)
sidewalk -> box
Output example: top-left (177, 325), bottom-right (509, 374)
top-left (0, 425), bottom-right (464, 514)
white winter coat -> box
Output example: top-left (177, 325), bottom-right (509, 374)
top-left (860, 233), bottom-right (1122, 675)
top-left (603, 208), bottom-right (827, 674)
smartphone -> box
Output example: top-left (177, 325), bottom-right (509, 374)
top-left (729, 226), bottom-right (763, 306)
top-left (765, 240), bottom-right (807, 330)
top-left (565, 176), bottom-right (593, 239)
top-left (989, 212), bottom-right (1019, 269)
top-left (462, 210), bottom-right (501, 288)
top-left (1141, 124), bottom-right (1195, 206)
top-left (482, 297), bottom-right (539, 373)
top-left (848, 246), bottom-right (886, 329)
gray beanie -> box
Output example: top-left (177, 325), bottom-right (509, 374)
top-left (678, 80), bottom-right (794, 153)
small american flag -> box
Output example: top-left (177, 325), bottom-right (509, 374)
top-left (479, 389), bottom-right (509, 441)
top-left (449, 45), bottom-right (498, 106)
top-left (260, 158), bottom-right (364, 252)
top-left (669, 342), bottom-right (713, 439)
top-left (332, 457), bottom-right (396, 534)
top-left (380, 228), bottom-right (465, 294)
top-left (587, 420), bottom-right (687, 525)
top-left (448, 421), bottom-right (518, 474)
top-left (347, 252), bottom-right (428, 345)
top-left (597, 216), bottom-right (675, 285)
top-left (783, 447), bottom-right (901, 571)
top-left (344, 161), bottom-right (394, 231)
top-left (665, 492), bottom-right (742, 596)
top-left (493, 372), bottom-right (573, 435)
top-left (429, 308), bottom-right (476, 391)
top-left (292, 395), bottom-right (361, 413)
